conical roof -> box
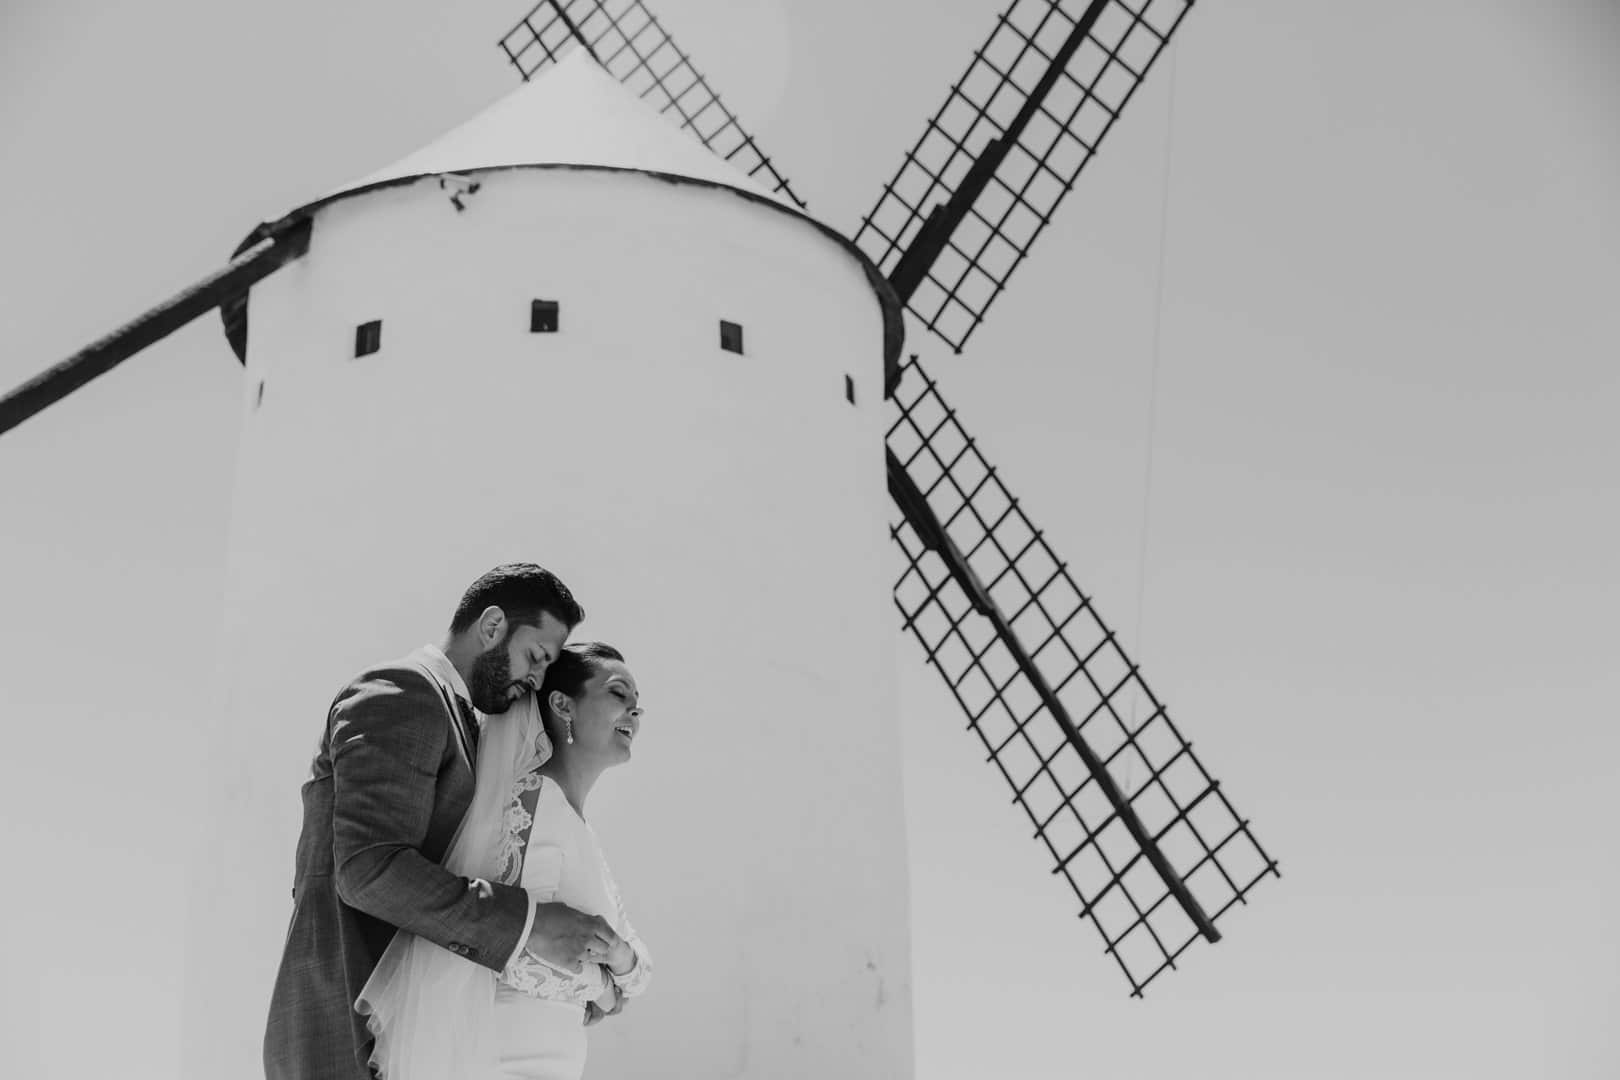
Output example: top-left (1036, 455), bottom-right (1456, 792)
top-left (225, 51), bottom-right (902, 372)
top-left (325, 49), bottom-right (792, 207)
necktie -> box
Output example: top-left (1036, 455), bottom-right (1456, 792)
top-left (453, 694), bottom-right (481, 762)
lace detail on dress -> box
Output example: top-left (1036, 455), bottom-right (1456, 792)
top-left (493, 771), bottom-right (543, 886)
top-left (496, 774), bottom-right (650, 1007)
top-left (502, 953), bottom-right (608, 1006)
top-left (492, 726), bottom-right (550, 885)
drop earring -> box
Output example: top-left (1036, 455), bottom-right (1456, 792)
top-left (565, 717), bottom-right (574, 744)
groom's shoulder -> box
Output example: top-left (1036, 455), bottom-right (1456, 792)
top-left (330, 655), bottom-right (444, 715)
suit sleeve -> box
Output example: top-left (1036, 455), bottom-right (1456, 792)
top-left (329, 667), bottom-right (529, 971)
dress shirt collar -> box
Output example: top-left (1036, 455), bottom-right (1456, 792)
top-left (416, 643), bottom-right (474, 709)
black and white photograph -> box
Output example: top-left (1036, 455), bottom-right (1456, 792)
top-left (2, 1), bottom-right (1616, 1078)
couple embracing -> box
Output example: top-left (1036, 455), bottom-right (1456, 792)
top-left (264, 563), bottom-right (650, 1080)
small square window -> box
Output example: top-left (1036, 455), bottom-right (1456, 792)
top-left (719, 319), bottom-right (744, 354)
top-left (845, 374), bottom-right (856, 405)
top-left (354, 320), bottom-right (382, 358)
top-left (531, 299), bottom-right (559, 333)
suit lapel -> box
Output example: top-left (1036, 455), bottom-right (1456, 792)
top-left (411, 659), bottom-right (477, 773)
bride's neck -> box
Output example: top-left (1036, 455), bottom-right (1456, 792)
top-left (537, 755), bottom-right (601, 818)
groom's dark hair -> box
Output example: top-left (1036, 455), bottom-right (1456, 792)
top-left (449, 562), bottom-right (584, 634)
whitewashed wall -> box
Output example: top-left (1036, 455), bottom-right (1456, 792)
top-left (184, 167), bottom-right (911, 1079)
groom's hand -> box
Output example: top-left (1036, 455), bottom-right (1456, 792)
top-left (526, 902), bottom-right (619, 972)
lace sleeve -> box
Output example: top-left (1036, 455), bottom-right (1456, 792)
top-left (504, 949), bottom-right (604, 1004)
top-left (601, 856), bottom-right (652, 999)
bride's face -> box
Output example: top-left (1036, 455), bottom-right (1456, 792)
top-left (564, 660), bottom-right (642, 765)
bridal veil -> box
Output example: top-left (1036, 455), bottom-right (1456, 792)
top-left (356, 694), bottom-right (553, 1080)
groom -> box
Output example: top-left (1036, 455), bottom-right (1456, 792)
top-left (265, 563), bottom-right (621, 1080)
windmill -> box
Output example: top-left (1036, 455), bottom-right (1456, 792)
top-left (3, 0), bottom-right (1279, 1076)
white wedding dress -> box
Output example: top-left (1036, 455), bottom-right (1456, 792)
top-left (492, 772), bottom-right (652, 1079)
top-left (357, 699), bottom-right (650, 1080)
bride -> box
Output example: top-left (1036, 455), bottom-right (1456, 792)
top-left (359, 642), bottom-right (651, 1079)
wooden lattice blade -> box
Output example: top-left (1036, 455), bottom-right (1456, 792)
top-left (887, 352), bottom-right (1279, 995)
top-left (856, 0), bottom-right (1197, 353)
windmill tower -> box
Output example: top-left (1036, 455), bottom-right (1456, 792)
top-left (187, 50), bottom-right (913, 1080)
top-left (1, 1), bottom-right (1282, 1076)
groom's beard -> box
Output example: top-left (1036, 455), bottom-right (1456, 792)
top-left (468, 644), bottom-right (521, 714)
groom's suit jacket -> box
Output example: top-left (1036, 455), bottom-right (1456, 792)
top-left (263, 652), bottom-right (532, 1080)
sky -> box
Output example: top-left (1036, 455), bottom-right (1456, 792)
top-left (2, 1), bottom-right (1618, 1078)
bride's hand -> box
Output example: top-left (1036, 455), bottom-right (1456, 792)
top-left (585, 982), bottom-right (624, 1026)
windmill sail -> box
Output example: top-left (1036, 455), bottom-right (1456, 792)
top-left (0, 217), bottom-right (312, 438)
top-left (889, 355), bottom-right (1277, 995)
top-left (499, 0), bottom-right (806, 207)
top-left (855, 0), bottom-right (1196, 352)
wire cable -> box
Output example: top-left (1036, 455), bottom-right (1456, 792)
top-left (1126, 41), bottom-right (1180, 794)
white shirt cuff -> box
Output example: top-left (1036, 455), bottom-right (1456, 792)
top-left (506, 901), bottom-right (538, 970)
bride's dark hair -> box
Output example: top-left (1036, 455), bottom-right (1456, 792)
top-left (539, 642), bottom-right (625, 742)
